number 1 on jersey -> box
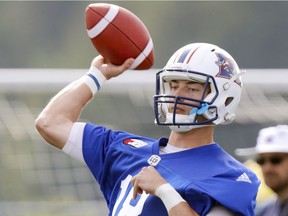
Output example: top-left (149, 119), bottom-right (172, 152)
top-left (112, 175), bottom-right (149, 216)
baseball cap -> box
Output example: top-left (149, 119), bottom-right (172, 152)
top-left (235, 125), bottom-right (288, 158)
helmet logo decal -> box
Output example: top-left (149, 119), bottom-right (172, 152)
top-left (215, 52), bottom-right (241, 85)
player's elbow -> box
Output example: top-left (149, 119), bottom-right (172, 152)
top-left (35, 113), bottom-right (71, 149)
top-left (35, 114), bottom-right (46, 132)
top-left (35, 113), bottom-right (58, 145)
top-left (35, 114), bottom-right (52, 139)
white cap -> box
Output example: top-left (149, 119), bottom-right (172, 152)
top-left (235, 125), bottom-right (288, 158)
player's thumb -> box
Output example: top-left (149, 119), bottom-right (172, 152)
top-left (123, 58), bottom-right (135, 70)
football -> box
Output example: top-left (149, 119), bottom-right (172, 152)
top-left (85, 3), bottom-right (154, 70)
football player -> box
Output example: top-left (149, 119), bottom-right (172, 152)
top-left (35, 43), bottom-right (260, 215)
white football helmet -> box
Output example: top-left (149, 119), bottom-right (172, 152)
top-left (154, 43), bottom-right (245, 132)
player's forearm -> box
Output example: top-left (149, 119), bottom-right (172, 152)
top-left (39, 80), bottom-right (92, 124)
top-left (169, 202), bottom-right (199, 216)
top-left (35, 80), bottom-right (93, 148)
top-left (45, 80), bottom-right (92, 121)
top-left (155, 183), bottom-right (199, 216)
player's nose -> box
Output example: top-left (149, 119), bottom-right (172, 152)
top-left (173, 87), bottom-right (186, 97)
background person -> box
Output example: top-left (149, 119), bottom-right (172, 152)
top-left (235, 125), bottom-right (288, 216)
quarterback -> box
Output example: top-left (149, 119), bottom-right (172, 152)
top-left (35, 43), bottom-right (260, 215)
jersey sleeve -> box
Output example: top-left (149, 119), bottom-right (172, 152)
top-left (81, 123), bottom-right (123, 183)
top-left (62, 122), bottom-right (86, 163)
top-left (62, 122), bottom-right (124, 184)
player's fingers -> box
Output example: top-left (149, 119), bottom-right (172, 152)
top-left (131, 175), bottom-right (137, 200)
top-left (91, 55), bottom-right (104, 67)
top-left (147, 165), bottom-right (155, 171)
top-left (115, 58), bottom-right (134, 76)
top-left (112, 58), bottom-right (134, 74)
top-left (131, 175), bottom-right (136, 186)
top-left (132, 180), bottom-right (139, 200)
top-left (103, 58), bottom-right (134, 79)
top-left (131, 176), bottom-right (143, 200)
top-left (123, 58), bottom-right (135, 70)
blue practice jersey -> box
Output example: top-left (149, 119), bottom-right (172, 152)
top-left (63, 122), bottom-right (260, 216)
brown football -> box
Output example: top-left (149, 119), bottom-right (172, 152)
top-left (86, 3), bottom-right (154, 70)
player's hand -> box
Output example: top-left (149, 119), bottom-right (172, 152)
top-left (91, 55), bottom-right (134, 80)
top-left (131, 166), bottom-right (167, 200)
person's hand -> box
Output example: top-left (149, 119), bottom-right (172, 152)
top-left (91, 55), bottom-right (134, 80)
top-left (131, 166), bottom-right (167, 200)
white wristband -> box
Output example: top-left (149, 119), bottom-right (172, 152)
top-left (80, 66), bottom-right (107, 95)
top-left (155, 183), bottom-right (186, 212)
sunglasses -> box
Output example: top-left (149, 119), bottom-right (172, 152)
top-left (256, 156), bottom-right (287, 166)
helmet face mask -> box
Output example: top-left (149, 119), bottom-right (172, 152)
top-left (154, 69), bottom-right (219, 131)
top-left (153, 43), bottom-right (244, 132)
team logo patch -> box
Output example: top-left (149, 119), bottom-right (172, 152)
top-left (123, 139), bottom-right (148, 148)
top-left (147, 155), bottom-right (161, 166)
top-left (215, 52), bottom-right (241, 85)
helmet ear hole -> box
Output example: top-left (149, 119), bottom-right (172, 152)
top-left (225, 97), bottom-right (234, 106)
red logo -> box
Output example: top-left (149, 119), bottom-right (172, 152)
top-left (123, 139), bottom-right (148, 148)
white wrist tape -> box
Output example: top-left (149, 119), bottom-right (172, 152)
top-left (155, 183), bottom-right (186, 212)
top-left (80, 66), bottom-right (107, 95)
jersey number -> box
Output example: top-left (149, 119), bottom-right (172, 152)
top-left (112, 175), bottom-right (149, 216)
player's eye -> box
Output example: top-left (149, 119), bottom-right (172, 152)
top-left (187, 84), bottom-right (202, 93)
top-left (187, 86), bottom-right (198, 92)
top-left (169, 82), bottom-right (179, 91)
